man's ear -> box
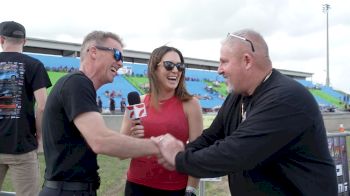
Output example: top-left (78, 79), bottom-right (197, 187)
top-left (244, 53), bottom-right (253, 70)
top-left (89, 46), bottom-right (98, 60)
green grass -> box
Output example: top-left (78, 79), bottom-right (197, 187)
top-left (96, 156), bottom-right (130, 195)
top-left (309, 89), bottom-right (343, 108)
top-left (47, 71), bottom-right (67, 93)
top-left (124, 75), bottom-right (149, 94)
top-left (2, 154), bottom-right (130, 195)
top-left (2, 114), bottom-right (231, 195)
top-left (204, 81), bottom-right (228, 97)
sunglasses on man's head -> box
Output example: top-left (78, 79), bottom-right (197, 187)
top-left (95, 46), bottom-right (123, 62)
top-left (227, 33), bottom-right (255, 52)
top-left (161, 61), bottom-right (186, 72)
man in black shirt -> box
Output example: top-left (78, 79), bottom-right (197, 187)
top-left (120, 97), bottom-right (126, 113)
top-left (39, 31), bottom-right (159, 196)
top-left (109, 97), bottom-right (115, 114)
top-left (97, 96), bottom-right (102, 113)
top-left (0, 21), bottom-right (52, 196)
top-left (155, 29), bottom-right (337, 195)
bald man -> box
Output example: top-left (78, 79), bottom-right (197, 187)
top-left (155, 29), bottom-right (337, 195)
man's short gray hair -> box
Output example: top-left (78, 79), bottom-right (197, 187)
top-left (80, 31), bottom-right (124, 61)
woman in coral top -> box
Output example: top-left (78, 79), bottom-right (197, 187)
top-left (121, 46), bottom-right (203, 196)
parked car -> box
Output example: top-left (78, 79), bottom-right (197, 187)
top-left (319, 104), bottom-right (336, 112)
top-left (0, 71), bottom-right (18, 80)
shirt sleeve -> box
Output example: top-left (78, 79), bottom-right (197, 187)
top-left (31, 61), bottom-right (52, 90)
top-left (60, 74), bottom-right (99, 121)
top-left (176, 95), bottom-right (312, 178)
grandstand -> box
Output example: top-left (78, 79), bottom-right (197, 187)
top-left (23, 37), bottom-right (350, 113)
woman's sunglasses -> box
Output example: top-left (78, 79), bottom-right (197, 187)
top-left (95, 46), bottom-right (123, 62)
top-left (161, 61), bottom-right (186, 72)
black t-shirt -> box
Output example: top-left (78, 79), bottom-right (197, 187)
top-left (42, 72), bottom-right (100, 183)
top-left (0, 52), bottom-right (52, 154)
top-left (110, 98), bottom-right (115, 111)
top-left (98, 99), bottom-right (102, 109)
top-left (120, 100), bottom-right (126, 109)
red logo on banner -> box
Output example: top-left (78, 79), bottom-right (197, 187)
top-left (126, 103), bottom-right (147, 119)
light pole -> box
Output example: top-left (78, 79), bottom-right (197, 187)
top-left (323, 4), bottom-right (331, 87)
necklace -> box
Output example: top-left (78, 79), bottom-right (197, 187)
top-left (263, 70), bottom-right (273, 83)
top-left (241, 70), bottom-right (273, 122)
top-left (241, 101), bottom-right (247, 122)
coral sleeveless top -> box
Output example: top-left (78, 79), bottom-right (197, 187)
top-left (127, 95), bottom-right (189, 190)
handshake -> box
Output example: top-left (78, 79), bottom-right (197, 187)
top-left (128, 119), bottom-right (185, 171)
top-left (151, 133), bottom-right (185, 171)
top-left (127, 120), bottom-right (199, 196)
top-left (151, 134), bottom-right (198, 196)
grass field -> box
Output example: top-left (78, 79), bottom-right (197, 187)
top-left (47, 71), bottom-right (67, 93)
top-left (124, 75), bottom-right (149, 94)
top-left (2, 114), bottom-right (231, 195)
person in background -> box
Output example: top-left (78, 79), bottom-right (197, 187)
top-left (120, 97), bottom-right (126, 113)
top-left (154, 29), bottom-right (337, 195)
top-left (109, 97), bottom-right (115, 114)
top-left (0, 21), bottom-right (52, 196)
top-left (97, 96), bottom-right (103, 113)
top-left (120, 46), bottom-right (203, 196)
top-left (39, 31), bottom-right (159, 196)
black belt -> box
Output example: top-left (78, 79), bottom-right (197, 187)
top-left (44, 180), bottom-right (97, 191)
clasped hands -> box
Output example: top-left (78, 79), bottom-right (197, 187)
top-left (130, 120), bottom-right (184, 171)
top-left (151, 133), bottom-right (184, 171)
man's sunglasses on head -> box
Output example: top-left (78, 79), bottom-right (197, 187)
top-left (227, 33), bottom-right (255, 52)
top-left (161, 61), bottom-right (186, 72)
top-left (95, 46), bottom-right (123, 62)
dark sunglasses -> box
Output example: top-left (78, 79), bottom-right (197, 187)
top-left (161, 61), bottom-right (186, 72)
top-left (95, 46), bottom-right (123, 62)
top-left (227, 33), bottom-right (255, 52)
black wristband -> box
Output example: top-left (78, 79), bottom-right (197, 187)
top-left (185, 190), bottom-right (196, 196)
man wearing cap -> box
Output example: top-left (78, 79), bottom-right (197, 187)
top-left (0, 21), bottom-right (52, 196)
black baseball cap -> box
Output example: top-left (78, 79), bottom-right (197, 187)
top-left (0, 21), bottom-right (26, 38)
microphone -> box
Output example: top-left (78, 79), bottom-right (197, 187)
top-left (127, 91), bottom-right (141, 106)
top-left (126, 91), bottom-right (147, 121)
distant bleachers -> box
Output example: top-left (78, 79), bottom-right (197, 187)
top-left (124, 63), bottom-right (225, 83)
top-left (296, 79), bottom-right (314, 89)
top-left (27, 53), bottom-right (80, 70)
top-left (97, 75), bottom-right (140, 109)
top-left (186, 81), bottom-right (224, 108)
top-left (21, 53), bottom-right (348, 110)
top-left (313, 96), bottom-right (332, 106)
top-left (122, 63), bottom-right (225, 108)
top-left (186, 68), bottom-right (224, 82)
top-left (124, 63), bottom-right (147, 76)
top-left (321, 86), bottom-right (344, 102)
top-left (296, 79), bottom-right (349, 107)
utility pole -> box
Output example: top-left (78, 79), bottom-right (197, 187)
top-left (323, 4), bottom-right (331, 87)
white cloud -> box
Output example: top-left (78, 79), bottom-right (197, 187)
top-left (1, 0), bottom-right (349, 93)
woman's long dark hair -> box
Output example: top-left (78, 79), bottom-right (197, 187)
top-left (147, 46), bottom-right (192, 109)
